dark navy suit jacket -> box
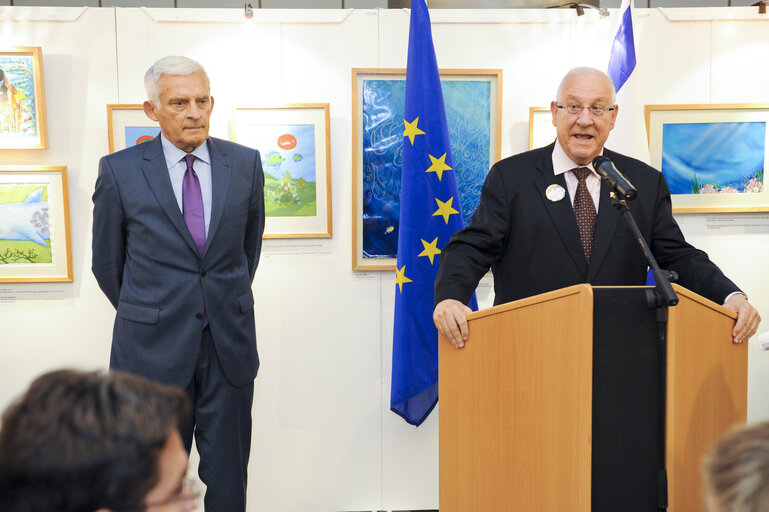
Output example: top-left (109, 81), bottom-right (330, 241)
top-left (92, 136), bottom-right (265, 389)
top-left (435, 143), bottom-right (740, 306)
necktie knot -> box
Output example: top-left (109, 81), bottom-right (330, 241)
top-left (572, 166), bottom-right (591, 182)
top-left (184, 154), bottom-right (196, 172)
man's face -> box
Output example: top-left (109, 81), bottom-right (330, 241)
top-left (143, 71), bottom-right (214, 153)
top-left (550, 72), bottom-right (618, 166)
top-left (140, 430), bottom-right (197, 511)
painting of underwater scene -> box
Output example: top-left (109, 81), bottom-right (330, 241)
top-left (661, 122), bottom-right (765, 195)
top-left (361, 78), bottom-right (492, 260)
top-left (0, 185), bottom-right (52, 264)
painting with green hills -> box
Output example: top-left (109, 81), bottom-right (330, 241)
top-left (0, 184), bottom-right (52, 264)
top-left (256, 123), bottom-right (317, 217)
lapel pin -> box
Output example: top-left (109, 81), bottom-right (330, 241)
top-left (545, 184), bottom-right (566, 202)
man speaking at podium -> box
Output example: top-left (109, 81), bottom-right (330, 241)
top-left (433, 67), bottom-right (760, 348)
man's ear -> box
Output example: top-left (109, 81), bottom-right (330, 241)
top-left (143, 100), bottom-right (159, 122)
top-left (549, 100), bottom-right (558, 127)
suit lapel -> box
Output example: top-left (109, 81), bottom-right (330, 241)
top-left (205, 137), bottom-right (232, 254)
top-left (586, 178), bottom-right (622, 282)
top-left (141, 137), bottom-right (201, 258)
top-left (535, 147), bottom-right (588, 276)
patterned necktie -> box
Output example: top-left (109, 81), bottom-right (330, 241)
top-left (182, 154), bottom-right (206, 256)
top-left (572, 166), bottom-right (596, 263)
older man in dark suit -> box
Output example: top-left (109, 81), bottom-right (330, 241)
top-left (434, 67), bottom-right (760, 348)
top-left (92, 55), bottom-right (264, 511)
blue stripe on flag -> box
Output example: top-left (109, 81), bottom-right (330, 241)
top-left (607, 0), bottom-right (636, 93)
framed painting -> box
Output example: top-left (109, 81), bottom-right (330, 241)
top-left (107, 104), bottom-right (160, 153)
top-left (0, 47), bottom-right (47, 149)
top-left (0, 165), bottom-right (72, 282)
top-left (233, 103), bottom-right (332, 239)
top-left (645, 104), bottom-right (769, 213)
top-left (529, 106), bottom-right (556, 150)
top-left (352, 68), bottom-right (502, 271)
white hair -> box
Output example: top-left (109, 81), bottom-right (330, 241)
top-left (555, 67), bottom-right (617, 105)
top-left (144, 56), bottom-right (210, 107)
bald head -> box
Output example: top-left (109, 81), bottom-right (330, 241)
top-left (556, 67), bottom-right (617, 105)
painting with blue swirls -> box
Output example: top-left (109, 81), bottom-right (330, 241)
top-left (362, 78), bottom-right (491, 259)
top-left (661, 122), bottom-right (765, 195)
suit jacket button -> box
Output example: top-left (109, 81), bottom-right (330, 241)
top-left (195, 313), bottom-right (203, 319)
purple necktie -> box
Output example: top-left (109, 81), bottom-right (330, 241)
top-left (183, 154), bottom-right (206, 256)
top-left (572, 166), bottom-right (596, 263)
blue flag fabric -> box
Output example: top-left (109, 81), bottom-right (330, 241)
top-left (607, 0), bottom-right (636, 93)
top-left (391, 0), bottom-right (478, 426)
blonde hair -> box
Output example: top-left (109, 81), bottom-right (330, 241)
top-left (704, 421), bottom-right (769, 512)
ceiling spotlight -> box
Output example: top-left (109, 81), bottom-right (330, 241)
top-left (755, 1), bottom-right (767, 14)
top-left (245, 3), bottom-right (254, 19)
top-left (572, 3), bottom-right (585, 16)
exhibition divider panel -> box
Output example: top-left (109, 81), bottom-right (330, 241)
top-left (438, 284), bottom-right (746, 512)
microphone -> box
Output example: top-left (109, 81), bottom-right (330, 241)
top-left (592, 155), bottom-right (637, 201)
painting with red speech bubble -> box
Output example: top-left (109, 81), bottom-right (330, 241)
top-left (233, 104), bottom-right (332, 239)
top-left (107, 104), bottom-right (160, 154)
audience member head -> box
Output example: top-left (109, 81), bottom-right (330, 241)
top-left (0, 369), bottom-right (193, 512)
top-left (704, 421), bottom-right (769, 512)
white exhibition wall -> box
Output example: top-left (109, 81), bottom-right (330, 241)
top-left (1, 6), bottom-right (768, 511)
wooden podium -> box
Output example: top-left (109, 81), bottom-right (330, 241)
top-left (438, 284), bottom-right (746, 512)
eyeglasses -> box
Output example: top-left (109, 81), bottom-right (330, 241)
top-left (555, 103), bottom-right (616, 117)
top-left (115, 477), bottom-right (201, 511)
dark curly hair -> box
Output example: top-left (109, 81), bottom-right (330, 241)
top-left (0, 369), bottom-right (189, 512)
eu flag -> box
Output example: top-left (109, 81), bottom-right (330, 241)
top-left (391, 0), bottom-right (478, 426)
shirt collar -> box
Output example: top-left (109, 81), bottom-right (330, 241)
top-left (160, 133), bottom-right (211, 169)
top-left (551, 138), bottom-right (602, 177)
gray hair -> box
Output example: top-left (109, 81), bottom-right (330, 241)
top-left (555, 67), bottom-right (617, 105)
top-left (704, 421), bottom-right (769, 512)
top-left (144, 55), bottom-right (210, 107)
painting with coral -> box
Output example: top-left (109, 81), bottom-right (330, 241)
top-left (0, 166), bottom-right (72, 282)
top-left (0, 47), bottom-right (47, 149)
top-left (646, 104), bottom-right (769, 213)
top-left (661, 122), bottom-right (764, 195)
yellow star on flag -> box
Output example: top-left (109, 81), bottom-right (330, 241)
top-left (418, 237), bottom-right (441, 265)
top-left (432, 197), bottom-right (459, 224)
top-left (425, 153), bottom-right (452, 181)
top-left (403, 117), bottom-right (426, 145)
top-left (395, 264), bottom-right (414, 293)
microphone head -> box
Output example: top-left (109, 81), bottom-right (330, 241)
top-left (592, 155), bottom-right (608, 168)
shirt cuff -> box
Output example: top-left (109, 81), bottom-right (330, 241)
top-left (724, 291), bottom-right (748, 304)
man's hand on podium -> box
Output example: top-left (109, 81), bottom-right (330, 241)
top-left (723, 293), bottom-right (761, 344)
top-left (434, 299), bottom-right (473, 349)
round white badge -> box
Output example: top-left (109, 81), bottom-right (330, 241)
top-left (545, 184), bottom-right (566, 202)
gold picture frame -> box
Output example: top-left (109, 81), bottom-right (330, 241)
top-left (529, 106), bottom-right (556, 150)
top-left (233, 103), bottom-right (332, 239)
top-left (0, 165), bottom-right (72, 282)
top-left (352, 68), bottom-right (502, 271)
top-left (107, 104), bottom-right (160, 154)
top-left (0, 47), bottom-right (48, 150)
top-left (645, 103), bottom-right (769, 213)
